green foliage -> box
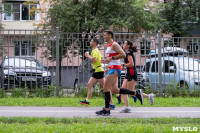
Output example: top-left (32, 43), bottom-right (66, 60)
top-left (11, 88), bottom-right (27, 97)
top-left (159, 0), bottom-right (200, 36)
top-left (0, 38), bottom-right (8, 58)
top-left (45, 0), bottom-right (159, 33)
top-left (0, 86), bottom-right (56, 98)
top-left (0, 97), bottom-right (200, 107)
top-left (28, 88), bottom-right (55, 98)
top-left (0, 89), bottom-right (6, 98)
top-left (162, 82), bottom-right (199, 97)
top-left (0, 117), bottom-right (199, 133)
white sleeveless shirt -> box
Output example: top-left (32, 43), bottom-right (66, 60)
top-left (106, 41), bottom-right (121, 69)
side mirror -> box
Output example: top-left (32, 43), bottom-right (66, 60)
top-left (44, 66), bottom-right (49, 70)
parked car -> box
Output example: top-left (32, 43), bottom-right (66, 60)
top-left (143, 48), bottom-right (200, 91)
top-left (0, 57), bottom-right (51, 89)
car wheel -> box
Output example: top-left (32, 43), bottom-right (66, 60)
top-left (178, 81), bottom-right (189, 95)
top-left (179, 82), bottom-right (189, 89)
top-left (73, 79), bottom-right (80, 93)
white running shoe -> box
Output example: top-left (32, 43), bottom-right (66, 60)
top-left (120, 107), bottom-right (131, 113)
top-left (148, 93), bottom-right (154, 105)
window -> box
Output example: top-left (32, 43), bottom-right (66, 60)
top-left (163, 60), bottom-right (176, 73)
top-left (140, 39), bottom-right (151, 56)
top-left (3, 3), bottom-right (37, 21)
top-left (3, 3), bottom-right (12, 20)
top-left (143, 61), bottom-right (151, 72)
top-left (151, 61), bottom-right (158, 73)
top-left (14, 40), bottom-right (35, 56)
top-left (164, 39), bottom-right (180, 47)
top-left (13, 4), bottom-right (20, 20)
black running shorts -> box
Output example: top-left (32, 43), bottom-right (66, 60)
top-left (125, 73), bottom-right (137, 81)
top-left (92, 72), bottom-right (104, 79)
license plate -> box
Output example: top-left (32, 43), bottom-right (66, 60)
top-left (22, 77), bottom-right (37, 81)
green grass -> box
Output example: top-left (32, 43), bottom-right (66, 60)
top-left (0, 96), bottom-right (199, 107)
top-left (0, 117), bottom-right (199, 133)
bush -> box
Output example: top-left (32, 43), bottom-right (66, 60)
top-left (10, 88), bottom-right (27, 97)
top-left (0, 84), bottom-right (57, 98)
top-left (0, 89), bottom-right (6, 98)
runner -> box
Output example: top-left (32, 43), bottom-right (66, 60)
top-left (79, 38), bottom-right (115, 110)
top-left (119, 40), bottom-right (154, 113)
top-left (95, 30), bottom-right (143, 116)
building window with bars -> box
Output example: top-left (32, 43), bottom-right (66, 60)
top-left (186, 39), bottom-right (200, 55)
top-left (164, 39), bottom-right (180, 47)
top-left (14, 40), bottom-right (35, 56)
top-left (140, 39), bottom-right (151, 56)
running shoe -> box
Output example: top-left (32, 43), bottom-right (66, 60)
top-left (131, 96), bottom-right (137, 103)
top-left (136, 89), bottom-right (143, 105)
top-left (109, 104), bottom-right (115, 110)
top-left (79, 100), bottom-right (90, 105)
top-left (102, 104), bottom-right (115, 110)
top-left (117, 94), bottom-right (122, 104)
top-left (96, 109), bottom-right (110, 116)
top-left (148, 93), bottom-right (154, 105)
top-left (120, 107), bottom-right (131, 113)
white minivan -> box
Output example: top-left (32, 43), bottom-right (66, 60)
top-left (143, 47), bottom-right (200, 91)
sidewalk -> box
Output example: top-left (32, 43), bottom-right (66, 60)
top-left (0, 106), bottom-right (200, 118)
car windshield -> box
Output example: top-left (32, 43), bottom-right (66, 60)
top-left (4, 58), bottom-right (43, 69)
top-left (178, 59), bottom-right (200, 71)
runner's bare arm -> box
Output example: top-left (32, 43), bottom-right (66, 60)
top-left (124, 55), bottom-right (134, 67)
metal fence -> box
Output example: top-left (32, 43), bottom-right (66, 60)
top-left (0, 28), bottom-right (200, 96)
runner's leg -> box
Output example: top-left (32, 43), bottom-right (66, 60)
top-left (86, 77), bottom-right (97, 99)
top-left (98, 78), bottom-right (114, 105)
top-left (103, 71), bottom-right (118, 111)
top-left (123, 79), bottom-right (136, 107)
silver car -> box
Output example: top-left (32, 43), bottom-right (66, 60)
top-left (143, 56), bottom-right (200, 91)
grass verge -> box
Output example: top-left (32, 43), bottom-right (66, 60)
top-left (0, 96), bottom-right (199, 107)
top-left (0, 117), bottom-right (199, 133)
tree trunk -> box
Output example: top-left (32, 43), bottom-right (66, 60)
top-left (173, 33), bottom-right (181, 46)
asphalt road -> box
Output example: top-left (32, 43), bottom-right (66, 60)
top-left (0, 107), bottom-right (199, 118)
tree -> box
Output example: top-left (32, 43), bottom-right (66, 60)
top-left (42, 0), bottom-right (160, 56)
top-left (39, 0), bottom-right (160, 86)
top-left (159, 0), bottom-right (200, 37)
top-left (44, 0), bottom-right (160, 33)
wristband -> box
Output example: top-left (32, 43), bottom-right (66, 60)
top-left (123, 64), bottom-right (125, 67)
top-left (112, 56), bottom-right (115, 60)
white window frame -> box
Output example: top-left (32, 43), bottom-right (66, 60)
top-left (2, 3), bottom-right (38, 21)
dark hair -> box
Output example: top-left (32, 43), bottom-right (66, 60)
top-left (92, 38), bottom-right (99, 45)
top-left (126, 40), bottom-right (138, 52)
top-left (104, 30), bottom-right (114, 38)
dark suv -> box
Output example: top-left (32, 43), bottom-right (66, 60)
top-left (0, 57), bottom-right (51, 89)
